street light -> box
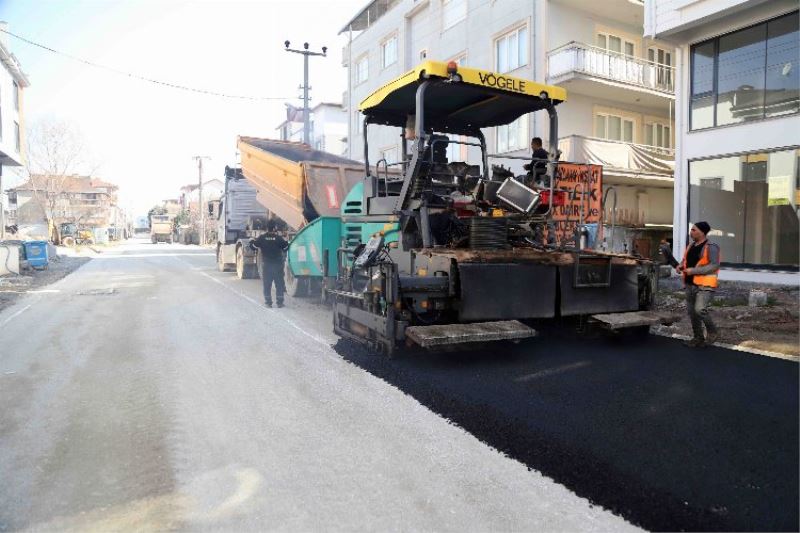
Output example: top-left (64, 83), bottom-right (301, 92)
top-left (284, 40), bottom-right (327, 147)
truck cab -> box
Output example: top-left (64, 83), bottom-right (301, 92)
top-left (215, 165), bottom-right (270, 279)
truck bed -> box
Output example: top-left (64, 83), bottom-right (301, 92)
top-left (237, 137), bottom-right (366, 230)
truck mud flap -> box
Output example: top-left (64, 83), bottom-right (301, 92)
top-left (406, 320), bottom-right (537, 348)
top-left (589, 310), bottom-right (681, 330)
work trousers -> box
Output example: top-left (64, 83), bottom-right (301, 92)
top-left (685, 285), bottom-right (717, 340)
top-left (260, 259), bottom-right (286, 305)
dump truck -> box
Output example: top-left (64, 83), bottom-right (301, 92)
top-left (150, 214), bottom-right (174, 244)
top-left (237, 137), bottom-right (370, 296)
top-left (239, 61), bottom-right (676, 355)
top-left (213, 165), bottom-right (270, 279)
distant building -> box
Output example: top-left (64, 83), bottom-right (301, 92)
top-left (277, 102), bottom-right (348, 155)
top-left (179, 179), bottom-right (223, 212)
top-left (161, 199), bottom-right (182, 216)
top-left (0, 21), bottom-right (30, 237)
top-left (645, 0), bottom-right (798, 283)
top-left (7, 175), bottom-right (120, 233)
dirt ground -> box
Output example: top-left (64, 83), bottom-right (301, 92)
top-left (652, 277), bottom-right (799, 357)
top-left (0, 255), bottom-right (90, 314)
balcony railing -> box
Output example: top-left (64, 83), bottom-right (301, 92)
top-left (548, 41), bottom-right (675, 94)
top-left (558, 135), bottom-right (674, 177)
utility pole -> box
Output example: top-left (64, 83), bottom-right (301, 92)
top-left (284, 40), bottom-right (327, 146)
top-left (192, 156), bottom-right (210, 245)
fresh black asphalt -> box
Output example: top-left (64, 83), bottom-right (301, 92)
top-left (336, 330), bottom-right (799, 532)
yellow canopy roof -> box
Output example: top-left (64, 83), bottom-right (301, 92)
top-left (359, 61), bottom-right (567, 133)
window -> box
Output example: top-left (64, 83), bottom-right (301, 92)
top-left (380, 146), bottom-right (399, 165)
top-left (594, 113), bottom-right (634, 143)
top-left (690, 11), bottom-right (799, 130)
top-left (645, 121), bottom-right (671, 148)
top-left (13, 81), bottom-right (19, 111)
top-left (446, 134), bottom-right (468, 162)
top-left (355, 55), bottom-right (369, 85)
top-left (765, 13), bottom-right (799, 118)
top-left (495, 25), bottom-right (528, 73)
top-left (689, 148), bottom-right (799, 268)
top-left (496, 115), bottom-right (528, 153)
top-left (597, 32), bottom-right (635, 57)
top-left (648, 46), bottom-right (673, 87)
top-left (381, 35), bottom-right (398, 68)
top-left (14, 122), bottom-right (20, 153)
top-left (442, 0), bottom-right (466, 31)
top-left (353, 110), bottom-right (362, 137)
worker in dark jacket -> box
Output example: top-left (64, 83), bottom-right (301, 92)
top-left (523, 137), bottom-right (550, 187)
top-left (662, 221), bottom-right (721, 347)
top-left (250, 219), bottom-right (289, 307)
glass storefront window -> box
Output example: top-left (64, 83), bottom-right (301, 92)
top-left (690, 11), bottom-right (799, 129)
top-left (716, 24), bottom-right (766, 126)
top-left (689, 149), bottom-right (800, 268)
top-left (766, 13), bottom-right (800, 117)
top-left (690, 41), bottom-right (715, 129)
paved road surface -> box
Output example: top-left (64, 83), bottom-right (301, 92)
top-left (0, 240), bottom-right (640, 531)
top-left (2, 239), bottom-right (798, 531)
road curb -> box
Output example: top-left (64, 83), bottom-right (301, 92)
top-left (651, 330), bottom-right (799, 362)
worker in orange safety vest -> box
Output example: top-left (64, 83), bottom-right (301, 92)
top-left (677, 221), bottom-right (721, 347)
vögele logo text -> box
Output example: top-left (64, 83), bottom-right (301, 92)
top-left (477, 72), bottom-right (527, 93)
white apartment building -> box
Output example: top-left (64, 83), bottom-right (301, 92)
top-left (645, 1), bottom-right (798, 284)
top-left (0, 22), bottom-right (30, 238)
top-left (277, 102), bottom-right (348, 156)
top-left (340, 0), bottom-right (677, 257)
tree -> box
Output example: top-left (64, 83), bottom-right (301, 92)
top-left (146, 205), bottom-right (168, 229)
top-left (23, 118), bottom-right (100, 241)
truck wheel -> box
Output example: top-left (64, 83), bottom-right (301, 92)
top-left (217, 246), bottom-right (227, 272)
top-left (285, 266), bottom-right (308, 297)
top-left (236, 246), bottom-right (258, 279)
top-left (63, 237), bottom-right (75, 247)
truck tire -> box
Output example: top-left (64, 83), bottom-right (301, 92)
top-left (285, 266), bottom-right (308, 297)
top-left (63, 236), bottom-right (75, 247)
top-left (217, 246), bottom-right (231, 272)
top-left (236, 246), bottom-right (258, 279)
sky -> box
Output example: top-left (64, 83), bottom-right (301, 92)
top-left (0, 0), bottom-right (364, 215)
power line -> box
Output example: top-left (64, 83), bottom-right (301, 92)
top-left (0, 27), bottom-right (293, 101)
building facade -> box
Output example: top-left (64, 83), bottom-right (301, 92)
top-left (340, 0), bottom-right (677, 256)
top-left (0, 22), bottom-right (30, 238)
top-left (277, 102), bottom-right (348, 155)
top-left (7, 175), bottom-right (120, 238)
top-left (179, 179), bottom-right (224, 213)
top-left (645, 0), bottom-right (799, 283)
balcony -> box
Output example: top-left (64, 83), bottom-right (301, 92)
top-left (548, 42), bottom-right (674, 106)
top-left (558, 135), bottom-right (674, 184)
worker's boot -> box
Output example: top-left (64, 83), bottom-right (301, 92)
top-left (264, 301), bottom-right (272, 308)
top-left (705, 329), bottom-right (718, 345)
top-left (276, 301), bottom-right (285, 308)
